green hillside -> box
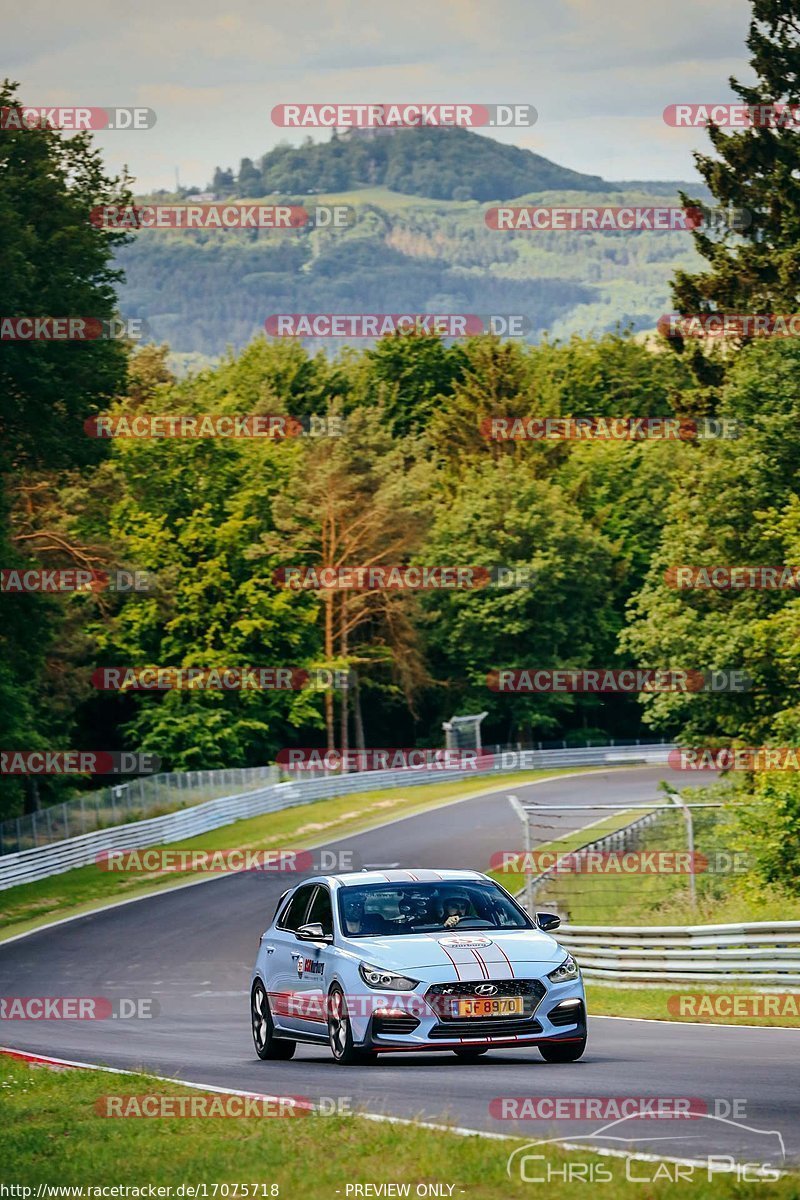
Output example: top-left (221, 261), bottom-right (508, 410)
top-left (117, 185), bottom-right (705, 357)
top-left (116, 128), bottom-right (710, 356)
top-left (213, 125), bottom-right (607, 201)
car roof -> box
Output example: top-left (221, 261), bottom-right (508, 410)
top-left (322, 869), bottom-right (487, 888)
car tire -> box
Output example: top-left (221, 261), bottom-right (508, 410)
top-left (539, 1036), bottom-right (586, 1063)
top-left (328, 984), bottom-right (370, 1065)
top-left (251, 980), bottom-right (296, 1060)
top-left (452, 1047), bottom-right (489, 1060)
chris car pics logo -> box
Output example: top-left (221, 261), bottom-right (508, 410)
top-left (506, 1112), bottom-right (785, 1184)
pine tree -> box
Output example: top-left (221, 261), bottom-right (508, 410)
top-left (671, 1), bottom-right (800, 386)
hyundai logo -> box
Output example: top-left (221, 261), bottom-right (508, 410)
top-left (474, 983), bottom-right (498, 996)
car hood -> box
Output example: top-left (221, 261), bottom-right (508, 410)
top-left (338, 929), bottom-right (566, 977)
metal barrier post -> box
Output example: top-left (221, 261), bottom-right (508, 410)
top-left (507, 794), bottom-right (533, 914)
top-left (671, 791), bottom-right (697, 909)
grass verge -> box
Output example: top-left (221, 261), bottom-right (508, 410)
top-left (0, 768), bottom-right (592, 941)
top-left (1, 1055), bottom-right (796, 1195)
top-left (587, 984), bottom-right (800, 1028)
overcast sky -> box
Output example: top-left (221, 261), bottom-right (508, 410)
top-left (6, 0), bottom-right (756, 192)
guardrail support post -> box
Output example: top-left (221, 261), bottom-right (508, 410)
top-left (507, 794), bottom-right (534, 915)
top-left (670, 790), bottom-right (697, 909)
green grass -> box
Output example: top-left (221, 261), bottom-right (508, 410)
top-left (588, 984), bottom-right (800, 1028)
top-left (559, 871), bottom-right (800, 927)
top-left (2, 1056), bottom-right (796, 1194)
top-left (138, 185), bottom-right (474, 214)
top-left (0, 768), bottom-right (594, 941)
top-left (299, 185), bottom-right (476, 212)
top-left (140, 183), bottom-right (692, 213)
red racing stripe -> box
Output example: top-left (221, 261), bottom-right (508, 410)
top-left (439, 943), bottom-right (462, 980)
top-left (495, 944), bottom-right (515, 977)
top-left (471, 949), bottom-right (490, 978)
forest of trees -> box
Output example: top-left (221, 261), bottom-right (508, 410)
top-left (1, 0), bottom-right (800, 894)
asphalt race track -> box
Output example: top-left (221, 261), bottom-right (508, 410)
top-left (1, 766), bottom-right (798, 1170)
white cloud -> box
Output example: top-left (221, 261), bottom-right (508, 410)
top-left (5, 0), bottom-right (755, 189)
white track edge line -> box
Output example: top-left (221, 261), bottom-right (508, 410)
top-left (591, 1014), bottom-right (800, 1032)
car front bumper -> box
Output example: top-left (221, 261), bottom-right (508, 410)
top-left (351, 975), bottom-right (586, 1052)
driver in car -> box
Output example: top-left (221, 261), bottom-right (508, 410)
top-left (440, 888), bottom-right (471, 928)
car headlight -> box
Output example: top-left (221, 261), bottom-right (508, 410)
top-left (359, 962), bottom-right (418, 991)
top-left (548, 954), bottom-right (579, 983)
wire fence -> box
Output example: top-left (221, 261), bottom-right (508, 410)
top-left (504, 798), bottom-right (755, 926)
top-left (0, 766), bottom-right (279, 856)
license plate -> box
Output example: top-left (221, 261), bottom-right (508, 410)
top-left (456, 997), bottom-right (524, 1018)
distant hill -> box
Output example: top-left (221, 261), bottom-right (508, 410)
top-left (212, 125), bottom-right (608, 203)
top-left (116, 129), bottom-right (708, 357)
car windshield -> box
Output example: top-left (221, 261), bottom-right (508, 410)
top-left (337, 880), bottom-right (533, 938)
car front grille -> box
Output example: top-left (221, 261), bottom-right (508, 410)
top-left (425, 978), bottom-right (546, 1021)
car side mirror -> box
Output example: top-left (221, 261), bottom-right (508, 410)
top-left (296, 922), bottom-right (333, 943)
top-left (536, 912), bottom-right (561, 932)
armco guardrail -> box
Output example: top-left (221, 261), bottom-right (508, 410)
top-left (0, 765), bottom-right (281, 856)
top-left (558, 921), bottom-right (800, 985)
top-left (0, 742), bottom-right (672, 891)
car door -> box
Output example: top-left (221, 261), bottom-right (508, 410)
top-left (288, 884), bottom-right (335, 1038)
top-left (264, 883), bottom-right (316, 1032)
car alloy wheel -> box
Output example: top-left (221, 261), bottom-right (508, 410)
top-left (251, 980), bottom-right (295, 1060)
top-left (328, 984), bottom-right (369, 1065)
